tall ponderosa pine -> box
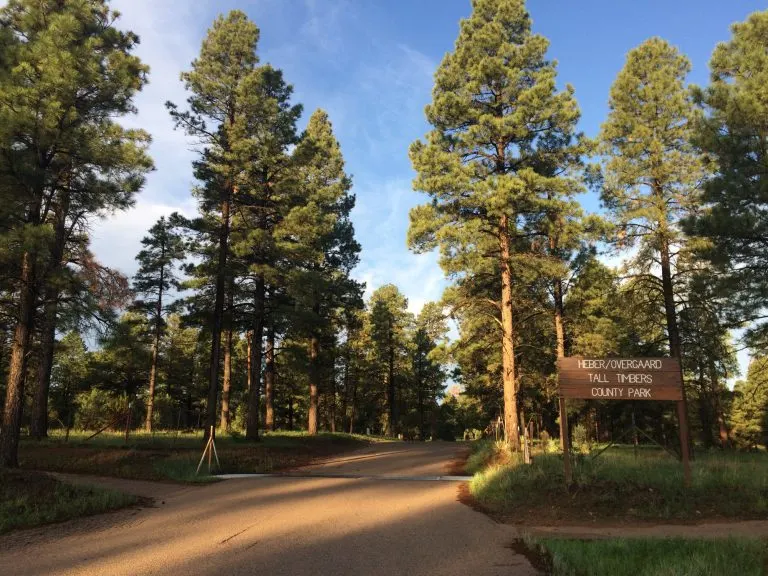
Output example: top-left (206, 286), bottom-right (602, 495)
top-left (0, 0), bottom-right (151, 464)
top-left (598, 38), bottom-right (704, 453)
top-left (412, 303), bottom-right (448, 438)
top-left (686, 10), bottom-right (768, 350)
top-left (369, 285), bottom-right (412, 437)
top-left (282, 109), bottom-right (361, 435)
top-left (229, 65), bottom-right (302, 440)
top-left (133, 215), bottom-right (185, 431)
top-left (168, 11), bottom-right (260, 438)
top-left (409, 0), bottom-right (583, 447)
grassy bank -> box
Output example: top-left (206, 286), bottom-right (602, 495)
top-left (0, 469), bottom-right (137, 534)
top-left (467, 440), bottom-right (768, 521)
top-left (20, 431), bottom-right (379, 483)
top-left (526, 537), bottom-right (768, 576)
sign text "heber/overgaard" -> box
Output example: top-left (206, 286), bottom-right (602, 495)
top-left (576, 359), bottom-right (663, 370)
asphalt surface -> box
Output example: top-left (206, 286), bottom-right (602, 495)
top-left (0, 442), bottom-right (536, 576)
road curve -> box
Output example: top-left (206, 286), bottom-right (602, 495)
top-left (0, 442), bottom-right (535, 576)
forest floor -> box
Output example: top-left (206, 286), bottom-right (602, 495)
top-left (18, 430), bottom-right (382, 482)
top-left (463, 440), bottom-right (768, 523)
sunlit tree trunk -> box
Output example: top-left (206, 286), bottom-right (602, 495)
top-left (264, 325), bottom-right (275, 431)
top-left (219, 287), bottom-right (234, 431)
top-left (246, 277), bottom-right (265, 440)
top-left (499, 215), bottom-right (520, 449)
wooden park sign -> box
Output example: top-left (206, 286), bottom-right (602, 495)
top-left (557, 357), bottom-right (691, 486)
top-left (557, 357), bottom-right (683, 401)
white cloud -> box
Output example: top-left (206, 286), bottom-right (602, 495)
top-left (90, 199), bottom-right (196, 278)
top-left (87, 0), bottom-right (209, 278)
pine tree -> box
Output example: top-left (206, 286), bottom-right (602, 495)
top-left (598, 37), bottom-right (705, 455)
top-left (412, 303), bottom-right (448, 438)
top-left (228, 64), bottom-right (302, 440)
top-left (133, 215), bottom-right (186, 431)
top-left (409, 0), bottom-right (583, 448)
top-left (168, 11), bottom-right (260, 438)
top-left (369, 285), bottom-right (412, 436)
top-left (730, 358), bottom-right (768, 449)
top-left (685, 10), bottom-right (768, 351)
top-left (49, 331), bottom-right (90, 437)
top-left (0, 0), bottom-right (152, 465)
top-left (281, 109), bottom-right (362, 435)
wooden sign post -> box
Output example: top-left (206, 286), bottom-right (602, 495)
top-left (557, 357), bottom-right (691, 486)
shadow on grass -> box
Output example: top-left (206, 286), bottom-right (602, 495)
top-left (466, 441), bottom-right (768, 521)
top-left (0, 469), bottom-right (138, 534)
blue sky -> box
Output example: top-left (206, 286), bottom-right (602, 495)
top-left (92, 0), bottom-right (763, 374)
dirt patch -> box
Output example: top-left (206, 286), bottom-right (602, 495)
top-left (456, 482), bottom-right (500, 519)
top-left (444, 446), bottom-right (471, 476)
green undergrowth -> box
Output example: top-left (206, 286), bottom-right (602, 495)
top-left (466, 440), bottom-right (768, 521)
top-left (20, 430), bottom-right (378, 482)
top-left (527, 536), bottom-right (768, 576)
top-left (0, 469), bottom-right (137, 534)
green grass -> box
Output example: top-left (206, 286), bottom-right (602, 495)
top-left (20, 430), bottom-right (379, 482)
top-left (527, 537), bottom-right (768, 576)
top-left (467, 441), bottom-right (768, 521)
top-left (0, 469), bottom-right (137, 534)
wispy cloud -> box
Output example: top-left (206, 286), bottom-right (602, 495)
top-left (89, 0), bottom-right (211, 275)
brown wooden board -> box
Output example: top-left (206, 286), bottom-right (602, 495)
top-left (557, 357), bottom-right (683, 401)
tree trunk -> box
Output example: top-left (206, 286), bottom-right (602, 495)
top-left (416, 356), bottom-right (425, 439)
top-left (145, 239), bottom-right (166, 432)
top-left (659, 233), bottom-right (692, 462)
top-left (499, 216), bottom-right (520, 449)
top-left (340, 357), bottom-right (349, 433)
top-left (710, 363), bottom-right (730, 448)
top-left (246, 277), bottom-right (265, 440)
top-left (264, 325), bottom-right (275, 431)
top-left (219, 287), bottom-right (234, 431)
top-left (246, 331), bottom-right (252, 392)
top-left (205, 192), bottom-right (231, 438)
top-left (554, 275), bottom-right (569, 453)
top-left (0, 251), bottom-right (38, 467)
top-left (387, 328), bottom-right (396, 437)
top-left (329, 365), bottom-right (337, 433)
top-left (308, 333), bottom-right (320, 435)
top-left (288, 398), bottom-right (294, 431)
top-left (348, 380), bottom-right (357, 435)
top-left (31, 190), bottom-right (70, 439)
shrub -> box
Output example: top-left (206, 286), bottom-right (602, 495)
top-left (75, 390), bottom-right (142, 431)
top-left (572, 423), bottom-right (590, 454)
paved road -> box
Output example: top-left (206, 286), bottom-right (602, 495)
top-left (0, 442), bottom-right (535, 576)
